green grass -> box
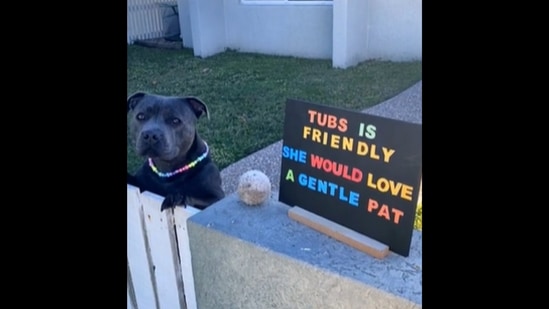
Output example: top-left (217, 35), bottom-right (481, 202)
top-left (127, 45), bottom-right (422, 229)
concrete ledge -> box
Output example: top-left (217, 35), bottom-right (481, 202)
top-left (188, 193), bottom-right (422, 309)
top-left (363, 80), bottom-right (422, 124)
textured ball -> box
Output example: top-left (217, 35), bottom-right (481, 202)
top-left (237, 170), bottom-right (271, 206)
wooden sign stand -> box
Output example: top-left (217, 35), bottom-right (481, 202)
top-left (288, 206), bottom-right (390, 259)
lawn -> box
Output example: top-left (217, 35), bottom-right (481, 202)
top-left (127, 45), bottom-right (422, 230)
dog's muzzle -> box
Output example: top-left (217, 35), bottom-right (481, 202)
top-left (137, 128), bottom-right (167, 157)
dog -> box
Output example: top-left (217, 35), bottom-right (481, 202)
top-left (127, 92), bottom-right (225, 211)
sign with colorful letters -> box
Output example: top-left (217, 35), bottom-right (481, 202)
top-left (279, 99), bottom-right (422, 257)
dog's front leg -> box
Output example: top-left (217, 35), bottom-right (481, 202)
top-left (161, 193), bottom-right (187, 211)
top-left (127, 173), bottom-right (142, 189)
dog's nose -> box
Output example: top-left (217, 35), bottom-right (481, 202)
top-left (140, 129), bottom-right (162, 145)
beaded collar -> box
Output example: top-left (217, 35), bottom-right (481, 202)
top-left (148, 142), bottom-right (209, 178)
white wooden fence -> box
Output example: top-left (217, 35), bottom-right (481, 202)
top-left (127, 184), bottom-right (200, 309)
top-left (127, 0), bottom-right (175, 43)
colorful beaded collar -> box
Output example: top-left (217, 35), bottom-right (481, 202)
top-left (148, 142), bottom-right (209, 178)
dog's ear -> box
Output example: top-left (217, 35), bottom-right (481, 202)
top-left (127, 92), bottom-right (147, 113)
top-left (185, 97), bottom-right (210, 120)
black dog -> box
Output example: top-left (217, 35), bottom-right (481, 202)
top-left (127, 92), bottom-right (225, 211)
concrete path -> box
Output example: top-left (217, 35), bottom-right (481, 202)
top-left (220, 80), bottom-right (422, 195)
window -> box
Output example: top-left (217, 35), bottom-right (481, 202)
top-left (242, 0), bottom-right (333, 5)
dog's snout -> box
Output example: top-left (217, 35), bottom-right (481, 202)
top-left (140, 129), bottom-right (163, 145)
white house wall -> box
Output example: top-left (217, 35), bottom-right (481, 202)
top-left (187, 0), bottom-right (227, 57)
top-left (364, 0), bottom-right (422, 61)
top-left (176, 0), bottom-right (421, 64)
top-left (224, 0), bottom-right (333, 59)
top-left (178, 0), bottom-right (193, 48)
top-left (332, 0), bottom-right (369, 68)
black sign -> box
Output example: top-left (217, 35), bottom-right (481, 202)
top-left (279, 99), bottom-right (422, 257)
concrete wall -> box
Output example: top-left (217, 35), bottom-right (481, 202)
top-left (188, 193), bottom-right (422, 308)
top-left (224, 0), bottom-right (333, 59)
top-left (178, 0), bottom-right (193, 48)
top-left (187, 0), bottom-right (227, 57)
top-left (332, 0), bottom-right (369, 68)
top-left (177, 0), bottom-right (421, 64)
top-left (365, 0), bottom-right (422, 61)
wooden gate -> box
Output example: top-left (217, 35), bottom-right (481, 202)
top-left (127, 184), bottom-right (200, 309)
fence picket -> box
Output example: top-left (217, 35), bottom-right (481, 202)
top-left (127, 0), bottom-right (165, 43)
top-left (174, 206), bottom-right (201, 309)
top-left (128, 280), bottom-right (136, 309)
top-left (128, 184), bottom-right (201, 309)
top-left (140, 191), bottom-right (185, 309)
top-left (127, 185), bottom-right (158, 309)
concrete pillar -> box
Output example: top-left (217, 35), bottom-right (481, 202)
top-left (332, 0), bottom-right (370, 68)
top-left (187, 0), bottom-right (226, 57)
top-left (188, 193), bottom-right (422, 308)
top-left (177, 0), bottom-right (193, 48)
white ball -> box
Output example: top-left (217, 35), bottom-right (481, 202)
top-left (237, 170), bottom-right (271, 206)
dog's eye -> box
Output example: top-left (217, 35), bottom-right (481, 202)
top-left (136, 113), bottom-right (145, 121)
top-left (170, 118), bottom-right (181, 125)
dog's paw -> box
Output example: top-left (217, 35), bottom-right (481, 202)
top-left (127, 173), bottom-right (140, 188)
top-left (161, 193), bottom-right (187, 211)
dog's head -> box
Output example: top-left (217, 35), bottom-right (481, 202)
top-left (127, 92), bottom-right (210, 161)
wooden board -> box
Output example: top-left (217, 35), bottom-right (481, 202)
top-left (141, 191), bottom-right (185, 309)
top-left (174, 206), bottom-right (202, 309)
top-left (288, 206), bottom-right (389, 259)
top-left (127, 185), bottom-right (158, 309)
